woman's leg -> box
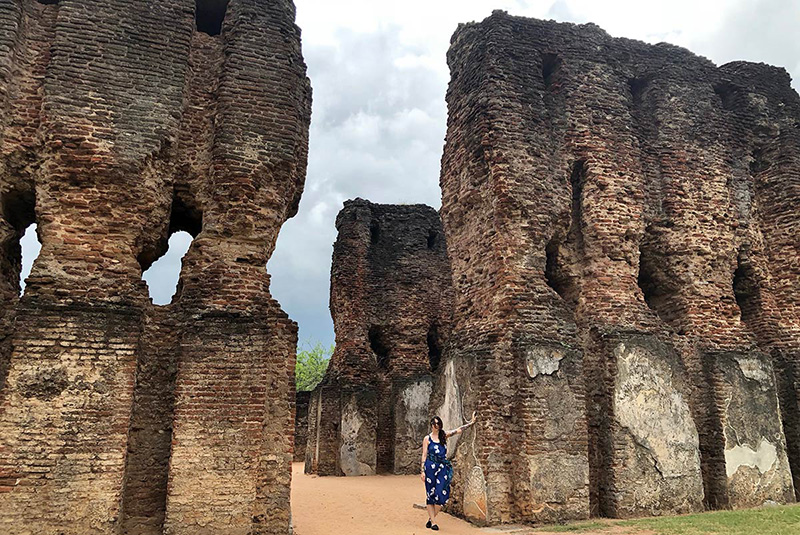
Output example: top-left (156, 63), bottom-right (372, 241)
top-left (426, 504), bottom-right (435, 523)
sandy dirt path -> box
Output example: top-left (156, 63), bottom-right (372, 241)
top-left (291, 462), bottom-right (485, 535)
top-left (290, 463), bottom-right (648, 535)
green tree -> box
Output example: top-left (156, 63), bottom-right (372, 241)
top-left (295, 341), bottom-right (333, 392)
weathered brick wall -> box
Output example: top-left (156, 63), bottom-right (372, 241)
top-left (434, 11), bottom-right (798, 524)
top-left (0, 1), bottom-right (311, 534)
top-left (306, 199), bottom-right (453, 476)
top-left (294, 390), bottom-right (311, 462)
top-left (120, 307), bottom-right (180, 535)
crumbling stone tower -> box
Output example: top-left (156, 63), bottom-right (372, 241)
top-left (0, 1), bottom-right (311, 534)
top-left (306, 199), bottom-right (453, 476)
top-left (433, 12), bottom-right (798, 525)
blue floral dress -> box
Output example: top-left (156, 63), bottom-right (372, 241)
top-left (424, 435), bottom-right (453, 505)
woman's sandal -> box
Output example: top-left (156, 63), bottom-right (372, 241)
top-left (426, 519), bottom-right (432, 529)
top-left (431, 524), bottom-right (440, 531)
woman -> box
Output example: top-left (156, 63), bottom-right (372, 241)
top-left (420, 411), bottom-right (477, 531)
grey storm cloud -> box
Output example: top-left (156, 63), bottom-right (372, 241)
top-left (692, 0), bottom-right (800, 91)
top-left (268, 26), bottom-right (449, 347)
top-left (18, 0), bottom-right (800, 349)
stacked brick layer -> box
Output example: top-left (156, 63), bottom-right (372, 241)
top-left (294, 390), bottom-right (311, 462)
top-left (433, 12), bottom-right (799, 524)
top-left (306, 199), bottom-right (453, 476)
top-left (0, 1), bottom-right (311, 534)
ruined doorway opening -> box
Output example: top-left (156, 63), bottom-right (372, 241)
top-left (142, 231), bottom-right (193, 305)
top-left (1, 187), bottom-right (37, 296)
top-left (196, 0), bottom-right (229, 36)
top-left (0, 187), bottom-right (37, 393)
top-left (140, 192), bottom-right (202, 305)
top-left (19, 225), bottom-right (41, 296)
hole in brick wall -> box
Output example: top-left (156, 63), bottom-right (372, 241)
top-left (541, 53), bottom-right (562, 89)
top-left (713, 82), bottom-right (739, 111)
top-left (142, 232), bottom-right (193, 305)
top-left (427, 229), bottom-right (437, 249)
top-left (36, 0), bottom-right (59, 4)
top-left (750, 148), bottom-right (770, 176)
top-left (637, 232), bottom-right (681, 328)
top-left (19, 225), bottom-right (41, 296)
top-left (368, 325), bottom-right (391, 369)
top-left (569, 159), bottom-right (587, 239)
top-left (196, 0), bottom-right (228, 36)
top-left (140, 191), bottom-right (202, 305)
top-left (628, 77), bottom-right (650, 102)
top-left (370, 220), bottom-right (380, 245)
top-left (427, 323), bottom-right (441, 371)
top-left (733, 252), bottom-right (761, 323)
top-left (545, 238), bottom-right (572, 303)
top-left (1, 188), bottom-right (37, 296)
top-left (637, 252), bottom-right (660, 311)
top-left (168, 190), bottom-right (203, 238)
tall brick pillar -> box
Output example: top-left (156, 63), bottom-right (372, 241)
top-left (162, 1), bottom-right (311, 533)
top-left (0, 1), bottom-right (190, 532)
top-left (0, 1), bottom-right (311, 534)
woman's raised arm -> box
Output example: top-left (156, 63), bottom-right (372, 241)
top-left (445, 411), bottom-right (477, 438)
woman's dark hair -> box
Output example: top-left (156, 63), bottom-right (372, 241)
top-left (431, 416), bottom-right (446, 446)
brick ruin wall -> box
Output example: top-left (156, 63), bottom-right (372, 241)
top-left (0, 1), bottom-right (311, 534)
top-left (430, 12), bottom-right (800, 525)
top-left (305, 199), bottom-right (454, 476)
top-left (294, 390), bottom-right (311, 462)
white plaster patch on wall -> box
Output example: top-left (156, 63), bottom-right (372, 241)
top-left (436, 359), bottom-right (464, 454)
top-left (528, 452), bottom-right (589, 504)
top-left (339, 396), bottom-right (372, 476)
top-left (614, 343), bottom-right (701, 478)
top-left (401, 379), bottom-right (432, 429)
top-left (463, 465), bottom-right (488, 523)
top-left (734, 356), bottom-right (771, 386)
top-left (725, 438), bottom-right (778, 478)
top-left (526, 346), bottom-right (564, 378)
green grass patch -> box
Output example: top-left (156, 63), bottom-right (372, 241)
top-left (533, 504), bottom-right (800, 534)
top-left (532, 520), bottom-right (619, 532)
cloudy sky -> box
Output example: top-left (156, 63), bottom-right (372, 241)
top-left (20, 0), bottom-right (800, 350)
